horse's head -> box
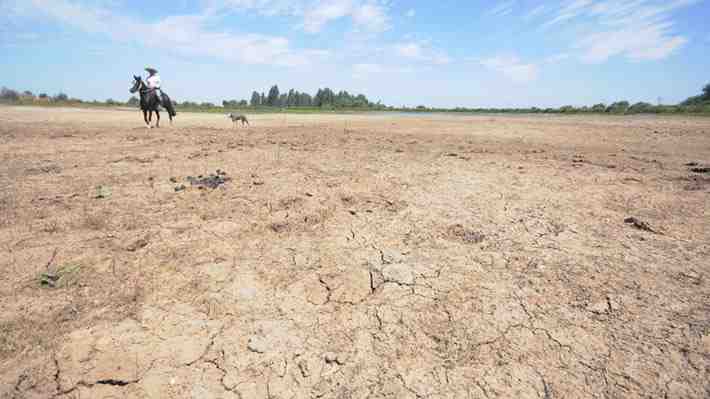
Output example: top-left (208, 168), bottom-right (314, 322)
top-left (129, 75), bottom-right (143, 94)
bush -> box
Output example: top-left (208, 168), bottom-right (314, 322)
top-left (54, 93), bottom-right (69, 102)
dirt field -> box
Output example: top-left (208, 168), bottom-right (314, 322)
top-left (1, 105), bottom-right (709, 398)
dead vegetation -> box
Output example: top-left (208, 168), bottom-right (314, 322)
top-left (1, 107), bottom-right (709, 398)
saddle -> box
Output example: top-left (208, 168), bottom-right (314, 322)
top-left (143, 88), bottom-right (170, 108)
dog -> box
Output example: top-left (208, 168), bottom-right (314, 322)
top-left (227, 113), bottom-right (249, 127)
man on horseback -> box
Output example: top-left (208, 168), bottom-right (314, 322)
top-left (145, 67), bottom-right (162, 102)
top-left (144, 67), bottom-right (176, 118)
top-left (130, 67), bottom-right (176, 128)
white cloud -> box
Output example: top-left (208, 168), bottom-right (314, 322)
top-left (394, 41), bottom-right (452, 65)
top-left (478, 55), bottom-right (539, 83)
top-left (395, 42), bottom-right (423, 58)
top-left (405, 9), bottom-right (416, 18)
top-left (578, 22), bottom-right (686, 62)
top-left (541, 0), bottom-right (697, 62)
top-left (487, 1), bottom-right (516, 17)
top-left (543, 52), bottom-right (570, 64)
top-left (207, 0), bottom-right (303, 16)
top-left (302, 0), bottom-right (352, 32)
top-left (524, 4), bottom-right (547, 20)
top-left (351, 2), bottom-right (389, 33)
top-left (352, 63), bottom-right (413, 79)
top-left (208, 0), bottom-right (390, 33)
top-left (19, 0), bottom-right (327, 67)
top-left (542, 0), bottom-right (593, 27)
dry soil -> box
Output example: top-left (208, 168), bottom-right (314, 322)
top-left (1, 106), bottom-right (709, 398)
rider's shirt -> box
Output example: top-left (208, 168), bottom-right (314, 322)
top-left (147, 74), bottom-right (161, 89)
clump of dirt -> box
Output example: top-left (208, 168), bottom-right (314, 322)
top-left (25, 164), bottom-right (61, 175)
top-left (683, 175), bottom-right (710, 191)
top-left (181, 170), bottom-right (231, 189)
top-left (446, 224), bottom-right (485, 244)
top-left (278, 196), bottom-right (305, 210)
top-left (624, 217), bottom-right (659, 234)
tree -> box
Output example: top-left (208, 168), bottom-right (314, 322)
top-left (239, 100), bottom-right (248, 107)
top-left (703, 83), bottom-right (710, 99)
top-left (628, 102), bottom-right (655, 114)
top-left (39, 93), bottom-right (48, 99)
top-left (250, 91), bottom-right (261, 106)
top-left (1, 87), bottom-right (19, 101)
top-left (559, 105), bottom-right (576, 113)
top-left (606, 101), bottom-right (629, 114)
top-left (23, 90), bottom-right (34, 97)
top-left (127, 96), bottom-right (140, 106)
top-left (54, 93), bottom-right (69, 102)
top-left (266, 85), bottom-right (280, 106)
top-left (591, 103), bottom-right (606, 112)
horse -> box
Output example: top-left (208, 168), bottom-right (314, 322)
top-left (129, 75), bottom-right (176, 128)
top-left (227, 113), bottom-right (249, 127)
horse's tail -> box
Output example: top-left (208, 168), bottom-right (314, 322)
top-left (161, 93), bottom-right (177, 118)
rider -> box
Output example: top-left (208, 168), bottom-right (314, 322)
top-left (145, 67), bottom-right (161, 101)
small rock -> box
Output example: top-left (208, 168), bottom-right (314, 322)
top-left (174, 184), bottom-right (186, 192)
top-left (587, 301), bottom-right (609, 315)
top-left (382, 264), bottom-right (415, 286)
top-left (126, 238), bottom-right (148, 252)
top-left (94, 185), bottom-right (112, 199)
top-left (702, 334), bottom-right (710, 355)
top-left (247, 336), bottom-right (268, 353)
top-left (380, 249), bottom-right (405, 265)
top-left (298, 359), bottom-right (310, 377)
top-left (324, 352), bottom-right (346, 365)
top-left (607, 297), bottom-right (621, 312)
top-left (169, 177), bottom-right (177, 183)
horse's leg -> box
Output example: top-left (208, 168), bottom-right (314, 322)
top-left (143, 110), bottom-right (151, 128)
top-left (155, 109), bottom-right (160, 128)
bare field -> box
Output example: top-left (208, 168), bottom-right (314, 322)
top-left (1, 106), bottom-right (709, 398)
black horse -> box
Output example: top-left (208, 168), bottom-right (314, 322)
top-left (129, 76), bottom-right (176, 128)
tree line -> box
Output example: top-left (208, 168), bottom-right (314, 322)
top-left (223, 85), bottom-right (384, 109)
top-left (2, 82), bottom-right (709, 114)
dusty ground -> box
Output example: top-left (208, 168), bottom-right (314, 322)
top-left (0, 106), bottom-right (709, 398)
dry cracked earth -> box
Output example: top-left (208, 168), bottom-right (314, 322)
top-left (0, 106), bottom-right (709, 398)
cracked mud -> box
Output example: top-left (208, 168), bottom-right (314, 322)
top-left (1, 108), bottom-right (709, 398)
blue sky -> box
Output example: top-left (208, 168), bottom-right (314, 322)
top-left (1, 0), bottom-right (708, 107)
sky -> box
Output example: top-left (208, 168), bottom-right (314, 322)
top-left (1, 0), bottom-right (709, 108)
